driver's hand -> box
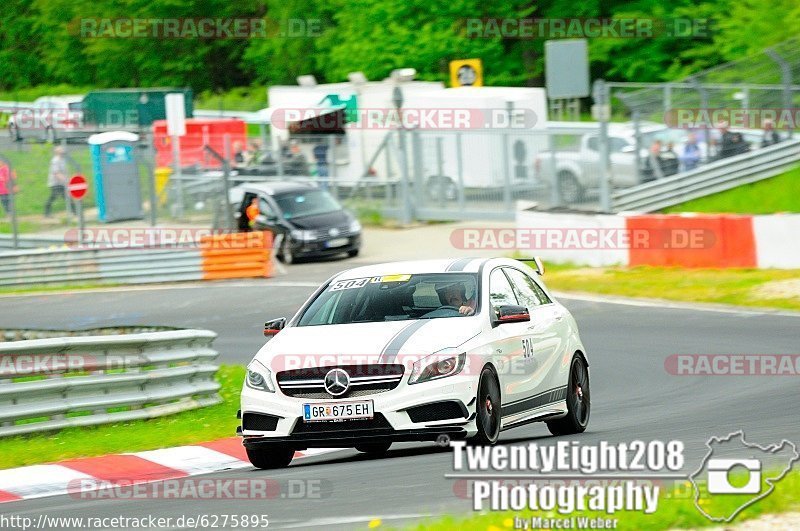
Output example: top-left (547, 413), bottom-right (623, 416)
top-left (459, 305), bottom-right (474, 316)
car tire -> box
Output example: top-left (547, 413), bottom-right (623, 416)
top-left (246, 445), bottom-right (295, 469)
top-left (546, 355), bottom-right (590, 436)
top-left (557, 172), bottom-right (584, 204)
top-left (279, 236), bottom-right (294, 265)
top-left (469, 367), bottom-right (501, 445)
top-left (347, 249), bottom-right (359, 258)
top-left (355, 442), bottom-right (391, 455)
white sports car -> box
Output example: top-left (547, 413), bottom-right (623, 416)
top-left (239, 257), bottom-right (590, 468)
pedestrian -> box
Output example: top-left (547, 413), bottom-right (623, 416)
top-left (246, 197), bottom-right (260, 229)
top-left (644, 140), bottom-right (664, 180)
top-left (44, 146), bottom-right (72, 217)
top-left (716, 122), bottom-right (737, 159)
top-left (761, 119), bottom-right (782, 148)
top-left (680, 133), bottom-right (701, 171)
top-left (0, 163), bottom-right (18, 217)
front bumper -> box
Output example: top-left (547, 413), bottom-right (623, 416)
top-left (240, 374), bottom-right (477, 449)
top-left (292, 234), bottom-right (361, 259)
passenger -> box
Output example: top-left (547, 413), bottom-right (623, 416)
top-left (435, 282), bottom-right (476, 316)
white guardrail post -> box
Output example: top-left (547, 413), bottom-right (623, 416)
top-left (0, 329), bottom-right (220, 437)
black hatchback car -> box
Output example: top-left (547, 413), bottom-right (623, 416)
top-left (231, 182), bottom-right (362, 264)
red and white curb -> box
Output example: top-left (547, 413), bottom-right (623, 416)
top-left (0, 438), bottom-right (342, 503)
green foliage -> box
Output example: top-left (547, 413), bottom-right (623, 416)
top-left (0, 0), bottom-right (796, 91)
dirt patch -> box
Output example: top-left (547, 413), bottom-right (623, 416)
top-left (751, 279), bottom-right (800, 301)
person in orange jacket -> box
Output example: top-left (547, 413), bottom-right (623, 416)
top-left (245, 197), bottom-right (260, 229)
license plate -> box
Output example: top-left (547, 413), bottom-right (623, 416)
top-left (325, 238), bottom-right (349, 248)
top-left (303, 400), bottom-right (373, 422)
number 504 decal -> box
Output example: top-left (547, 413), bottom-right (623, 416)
top-left (522, 338), bottom-right (534, 359)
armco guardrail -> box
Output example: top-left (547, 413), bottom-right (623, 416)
top-left (0, 328), bottom-right (220, 437)
top-left (612, 138), bottom-right (800, 213)
top-left (0, 230), bottom-right (274, 287)
top-left (0, 235), bottom-right (70, 251)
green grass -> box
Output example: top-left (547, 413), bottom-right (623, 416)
top-left (663, 166), bottom-right (800, 214)
top-left (0, 365), bottom-right (243, 469)
top-left (412, 470), bottom-right (800, 530)
top-left (531, 263), bottom-right (800, 311)
top-left (0, 282), bottom-right (124, 296)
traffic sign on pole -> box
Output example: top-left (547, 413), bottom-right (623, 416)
top-left (68, 175), bottom-right (88, 200)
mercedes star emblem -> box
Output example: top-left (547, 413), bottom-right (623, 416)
top-left (324, 368), bottom-right (350, 396)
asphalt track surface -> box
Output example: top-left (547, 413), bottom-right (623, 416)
top-left (2, 257), bottom-right (799, 529)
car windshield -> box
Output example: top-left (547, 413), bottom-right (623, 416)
top-left (297, 273), bottom-right (479, 326)
top-left (274, 189), bottom-right (342, 220)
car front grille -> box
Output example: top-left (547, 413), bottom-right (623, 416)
top-left (277, 364), bottom-right (404, 399)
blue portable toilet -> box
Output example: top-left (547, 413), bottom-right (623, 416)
top-left (88, 131), bottom-right (143, 222)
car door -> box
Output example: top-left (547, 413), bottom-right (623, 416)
top-left (503, 267), bottom-right (566, 403)
top-left (483, 267), bottom-right (530, 408)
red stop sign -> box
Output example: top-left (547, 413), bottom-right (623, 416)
top-left (68, 175), bottom-right (88, 200)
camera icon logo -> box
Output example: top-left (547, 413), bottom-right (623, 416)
top-left (690, 431), bottom-right (799, 522)
top-left (706, 458), bottom-right (761, 494)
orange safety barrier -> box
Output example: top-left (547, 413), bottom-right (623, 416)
top-left (626, 215), bottom-right (757, 268)
top-left (199, 231), bottom-right (274, 280)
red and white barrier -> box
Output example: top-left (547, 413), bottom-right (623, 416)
top-left (515, 211), bottom-right (800, 269)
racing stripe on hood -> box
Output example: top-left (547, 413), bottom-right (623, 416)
top-left (447, 257), bottom-right (474, 271)
top-left (379, 319), bottom-right (430, 363)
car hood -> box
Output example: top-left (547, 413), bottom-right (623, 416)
top-left (287, 210), bottom-right (350, 230)
top-left (253, 318), bottom-right (481, 371)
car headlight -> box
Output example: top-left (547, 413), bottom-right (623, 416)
top-left (246, 360), bottom-right (275, 392)
top-left (290, 229), bottom-right (315, 242)
top-left (408, 351), bottom-right (466, 385)
top-left (349, 219), bottom-right (362, 233)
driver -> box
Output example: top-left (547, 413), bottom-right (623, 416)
top-left (435, 282), bottom-right (476, 316)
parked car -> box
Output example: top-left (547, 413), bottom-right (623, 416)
top-left (535, 123), bottom-right (711, 203)
top-left (230, 181), bottom-right (361, 264)
top-left (8, 95), bottom-right (85, 143)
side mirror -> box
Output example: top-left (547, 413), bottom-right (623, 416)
top-left (264, 317), bottom-right (286, 337)
top-left (494, 305), bottom-right (530, 326)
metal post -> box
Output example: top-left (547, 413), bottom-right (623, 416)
top-left (455, 132), bottom-right (465, 212)
top-left (767, 48), bottom-right (794, 138)
top-left (663, 84), bottom-right (672, 117)
top-left (397, 129), bottom-right (411, 225)
top-left (633, 111), bottom-right (643, 183)
top-left (172, 135), bottom-right (184, 218)
top-left (143, 141), bottom-right (157, 226)
top-left (693, 80), bottom-right (711, 161)
top-left (502, 102), bottom-right (513, 211)
top-left (77, 200), bottom-right (85, 245)
top-left (328, 135), bottom-right (338, 197)
top-left (435, 137), bottom-right (445, 207)
top-left (548, 132), bottom-right (559, 207)
top-left (593, 79), bottom-right (612, 212)
top-left (222, 134), bottom-right (235, 230)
